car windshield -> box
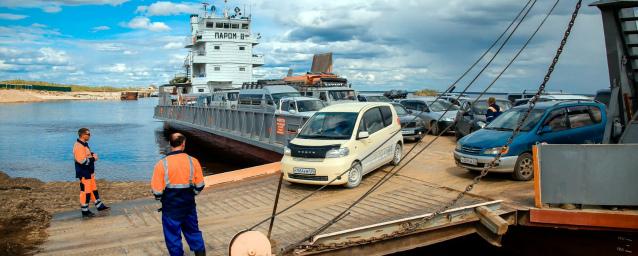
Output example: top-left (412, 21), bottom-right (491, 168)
top-left (392, 104), bottom-right (409, 116)
top-left (298, 112), bottom-right (357, 139)
top-left (297, 100), bottom-right (325, 112)
top-left (472, 100), bottom-right (512, 115)
top-left (485, 109), bottom-right (544, 131)
top-left (366, 96), bottom-right (391, 102)
top-left (272, 92), bottom-right (301, 105)
top-left (227, 92), bottom-right (238, 101)
top-left (427, 100), bottom-right (459, 112)
top-left (329, 90), bottom-right (357, 101)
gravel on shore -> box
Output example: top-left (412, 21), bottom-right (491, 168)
top-left (0, 171), bottom-right (150, 255)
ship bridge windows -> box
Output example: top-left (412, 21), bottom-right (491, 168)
top-left (242, 23), bottom-right (249, 29)
top-left (214, 45), bottom-right (220, 50)
top-left (206, 22), bottom-right (214, 28)
top-left (231, 23), bottom-right (239, 29)
top-left (239, 46), bottom-right (245, 50)
top-left (224, 23), bottom-right (230, 29)
top-left (213, 66), bottom-right (221, 71)
top-left (216, 23), bottom-right (223, 28)
top-left (239, 67), bottom-right (246, 72)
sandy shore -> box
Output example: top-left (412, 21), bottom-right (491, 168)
top-left (0, 171), bottom-right (149, 255)
top-left (0, 89), bottom-right (120, 103)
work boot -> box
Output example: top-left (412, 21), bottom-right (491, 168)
top-left (194, 249), bottom-right (206, 256)
top-left (82, 210), bottom-right (96, 218)
top-left (97, 204), bottom-right (110, 211)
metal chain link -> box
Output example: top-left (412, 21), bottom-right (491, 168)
top-left (295, 0), bottom-right (582, 253)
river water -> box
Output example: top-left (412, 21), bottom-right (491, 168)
top-left (0, 98), bottom-right (254, 181)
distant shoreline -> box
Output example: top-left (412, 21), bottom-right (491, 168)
top-left (0, 89), bottom-right (121, 103)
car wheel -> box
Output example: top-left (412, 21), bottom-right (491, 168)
top-left (430, 121), bottom-right (440, 135)
top-left (391, 143), bottom-right (402, 166)
top-left (512, 153), bottom-right (534, 181)
top-left (345, 161), bottom-right (363, 188)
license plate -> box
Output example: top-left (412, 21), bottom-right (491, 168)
top-left (401, 130), bottom-right (413, 135)
top-left (460, 157), bottom-right (478, 165)
top-left (293, 167), bottom-right (316, 175)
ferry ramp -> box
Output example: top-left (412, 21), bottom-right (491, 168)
top-left (39, 163), bottom-right (514, 255)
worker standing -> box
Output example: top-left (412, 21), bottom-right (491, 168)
top-left (73, 128), bottom-right (109, 218)
top-left (486, 97), bottom-right (502, 123)
top-left (151, 133), bottom-right (206, 256)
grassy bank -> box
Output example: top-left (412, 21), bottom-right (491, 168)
top-left (0, 171), bottom-right (149, 255)
top-left (1, 80), bottom-right (136, 92)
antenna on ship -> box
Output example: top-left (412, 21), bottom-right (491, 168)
top-left (201, 2), bottom-right (209, 17)
top-left (210, 4), bottom-right (217, 16)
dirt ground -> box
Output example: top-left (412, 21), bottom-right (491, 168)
top-left (0, 89), bottom-right (120, 103)
top-left (0, 171), bottom-right (150, 255)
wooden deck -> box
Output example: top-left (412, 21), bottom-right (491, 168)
top-left (39, 136), bottom-right (533, 255)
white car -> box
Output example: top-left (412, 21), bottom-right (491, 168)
top-left (282, 102), bottom-right (404, 188)
top-left (276, 97), bottom-right (326, 118)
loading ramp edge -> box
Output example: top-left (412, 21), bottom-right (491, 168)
top-left (297, 200), bottom-right (515, 255)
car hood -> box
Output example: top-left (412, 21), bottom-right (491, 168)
top-left (290, 138), bottom-right (349, 146)
top-left (431, 110), bottom-right (458, 120)
top-left (459, 128), bottom-right (515, 149)
top-left (399, 114), bottom-right (421, 123)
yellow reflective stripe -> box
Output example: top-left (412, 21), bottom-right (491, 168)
top-left (166, 184), bottom-right (191, 189)
top-left (162, 158), bottom-right (169, 186)
top-left (187, 156), bottom-right (194, 185)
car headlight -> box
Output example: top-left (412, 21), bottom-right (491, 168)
top-left (326, 147), bottom-right (349, 158)
top-left (482, 146), bottom-right (509, 155)
top-left (477, 121), bottom-right (486, 128)
top-left (284, 146), bottom-right (291, 156)
top-left (455, 142), bottom-right (462, 151)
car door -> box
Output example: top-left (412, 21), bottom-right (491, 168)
top-left (355, 107), bottom-right (387, 174)
top-left (412, 101), bottom-right (433, 128)
top-left (457, 102), bottom-right (472, 135)
top-left (538, 107), bottom-right (572, 144)
top-left (566, 105), bottom-right (604, 143)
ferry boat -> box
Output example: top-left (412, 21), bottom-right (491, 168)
top-left (183, 3), bottom-right (264, 94)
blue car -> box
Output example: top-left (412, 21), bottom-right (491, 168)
top-left (454, 101), bottom-right (606, 181)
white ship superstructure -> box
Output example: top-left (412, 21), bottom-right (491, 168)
top-left (184, 5), bottom-right (264, 93)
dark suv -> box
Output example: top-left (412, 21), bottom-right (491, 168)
top-left (454, 98), bottom-right (512, 139)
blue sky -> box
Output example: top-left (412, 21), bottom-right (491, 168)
top-left (0, 0), bottom-right (611, 93)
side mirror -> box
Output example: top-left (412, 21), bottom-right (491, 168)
top-left (539, 126), bottom-right (552, 134)
top-left (289, 109), bottom-right (297, 114)
top-left (358, 131), bottom-right (370, 140)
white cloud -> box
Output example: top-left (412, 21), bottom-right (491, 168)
top-left (136, 1), bottom-right (199, 16)
top-left (98, 63), bottom-right (128, 73)
top-left (94, 43), bottom-right (124, 51)
top-left (124, 16), bottom-right (170, 32)
top-left (43, 5), bottom-right (62, 13)
top-left (92, 25), bottom-right (110, 32)
top-left (0, 0), bottom-right (129, 13)
top-left (0, 13), bottom-right (27, 20)
top-left (163, 42), bottom-right (182, 49)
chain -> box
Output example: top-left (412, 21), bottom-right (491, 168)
top-left (295, 0), bottom-right (582, 253)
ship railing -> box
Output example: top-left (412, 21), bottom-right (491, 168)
top-left (154, 105), bottom-right (309, 149)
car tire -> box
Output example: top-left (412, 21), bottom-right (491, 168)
top-left (512, 153), bottom-right (534, 181)
top-left (391, 143), bottom-right (402, 166)
top-left (430, 121), bottom-right (440, 135)
top-left (345, 161), bottom-right (363, 188)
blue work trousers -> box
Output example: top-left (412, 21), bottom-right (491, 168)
top-left (161, 208), bottom-right (205, 256)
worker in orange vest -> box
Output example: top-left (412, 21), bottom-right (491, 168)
top-left (73, 128), bottom-right (109, 217)
top-left (151, 133), bottom-right (206, 256)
